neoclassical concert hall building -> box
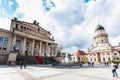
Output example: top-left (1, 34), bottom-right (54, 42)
top-left (87, 24), bottom-right (120, 63)
top-left (0, 18), bottom-right (62, 60)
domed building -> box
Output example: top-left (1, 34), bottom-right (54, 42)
top-left (87, 24), bottom-right (120, 63)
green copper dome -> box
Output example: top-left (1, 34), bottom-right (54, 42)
top-left (95, 24), bottom-right (105, 31)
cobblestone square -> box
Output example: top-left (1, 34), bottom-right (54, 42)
top-left (0, 64), bottom-right (120, 80)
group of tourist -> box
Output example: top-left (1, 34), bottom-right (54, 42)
top-left (87, 61), bottom-right (119, 78)
top-left (104, 61), bottom-right (109, 66)
top-left (87, 61), bottom-right (94, 67)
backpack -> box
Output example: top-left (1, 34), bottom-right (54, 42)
top-left (114, 65), bottom-right (118, 69)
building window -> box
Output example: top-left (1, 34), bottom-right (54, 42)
top-left (114, 53), bottom-right (117, 55)
top-left (50, 46), bottom-right (52, 53)
top-left (15, 40), bottom-right (20, 50)
top-left (0, 37), bottom-right (3, 50)
top-left (0, 37), bottom-right (9, 51)
top-left (102, 40), bottom-right (103, 43)
top-left (15, 24), bottom-right (18, 29)
top-left (26, 42), bottom-right (29, 47)
top-left (24, 27), bottom-right (26, 30)
top-left (21, 26), bottom-right (23, 30)
top-left (94, 58), bottom-right (96, 61)
top-left (91, 58), bottom-right (92, 61)
top-left (90, 54), bottom-right (92, 56)
top-left (38, 28), bottom-right (40, 31)
top-left (27, 28), bottom-right (29, 30)
top-left (3, 45), bottom-right (7, 51)
top-left (0, 44), bottom-right (2, 50)
top-left (82, 57), bottom-right (83, 61)
top-left (0, 37), bottom-right (3, 43)
top-left (4, 38), bottom-right (8, 44)
top-left (16, 40), bottom-right (20, 46)
top-left (103, 58), bottom-right (105, 61)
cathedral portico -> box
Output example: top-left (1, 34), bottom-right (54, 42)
top-left (88, 24), bottom-right (120, 63)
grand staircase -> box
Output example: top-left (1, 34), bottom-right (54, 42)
top-left (16, 55), bottom-right (58, 65)
top-left (34, 56), bottom-right (44, 64)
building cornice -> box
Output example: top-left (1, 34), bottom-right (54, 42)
top-left (12, 19), bottom-right (51, 34)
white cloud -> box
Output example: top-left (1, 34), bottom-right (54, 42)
top-left (63, 46), bottom-right (79, 54)
top-left (0, 0), bottom-right (120, 54)
top-left (46, 0), bottom-right (120, 53)
top-left (16, 0), bottom-right (43, 21)
top-left (0, 18), bottom-right (11, 30)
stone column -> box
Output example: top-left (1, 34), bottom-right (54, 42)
top-left (49, 44), bottom-right (52, 56)
top-left (45, 42), bottom-right (48, 56)
top-left (42, 45), bottom-right (45, 56)
top-left (22, 37), bottom-right (26, 55)
top-left (48, 45), bottom-right (50, 57)
top-left (52, 44), bottom-right (56, 57)
top-left (95, 53), bottom-right (97, 62)
top-left (119, 52), bottom-right (120, 59)
top-left (39, 41), bottom-right (42, 56)
top-left (36, 42), bottom-right (39, 56)
top-left (51, 44), bottom-right (54, 56)
top-left (105, 53), bottom-right (107, 62)
top-left (13, 34), bottom-right (16, 46)
top-left (117, 52), bottom-right (120, 59)
top-left (31, 39), bottom-right (35, 55)
top-left (11, 34), bottom-right (16, 51)
top-left (54, 44), bottom-right (57, 57)
top-left (110, 52), bottom-right (113, 60)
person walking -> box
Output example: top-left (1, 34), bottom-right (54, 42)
top-left (104, 61), bottom-right (106, 66)
top-left (106, 61), bottom-right (109, 66)
top-left (87, 61), bottom-right (91, 67)
top-left (111, 61), bottom-right (118, 78)
top-left (91, 62), bottom-right (94, 67)
top-left (20, 60), bottom-right (23, 69)
top-left (23, 60), bottom-right (27, 69)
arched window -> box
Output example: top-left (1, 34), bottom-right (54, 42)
top-left (101, 40), bottom-right (103, 43)
top-left (21, 26), bottom-right (23, 30)
top-left (114, 53), bottom-right (117, 55)
top-left (0, 37), bottom-right (3, 50)
top-left (103, 58), bottom-right (105, 61)
top-left (108, 58), bottom-right (110, 60)
top-left (91, 58), bottom-right (92, 61)
top-left (24, 27), bottom-right (26, 30)
top-left (15, 24), bottom-right (18, 29)
top-left (94, 58), bottom-right (96, 61)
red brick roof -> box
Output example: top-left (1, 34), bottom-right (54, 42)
top-left (75, 50), bottom-right (87, 56)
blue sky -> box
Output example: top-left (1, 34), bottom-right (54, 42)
top-left (0, 0), bottom-right (22, 18)
top-left (0, 0), bottom-right (120, 54)
top-left (42, 0), bottom-right (55, 11)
